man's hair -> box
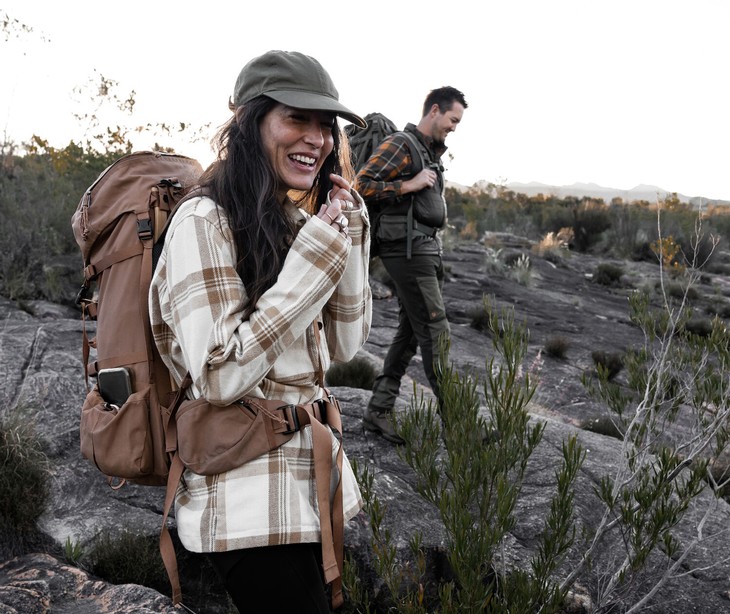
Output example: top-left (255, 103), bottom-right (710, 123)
top-left (422, 86), bottom-right (468, 117)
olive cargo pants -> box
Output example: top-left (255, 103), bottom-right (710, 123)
top-left (367, 253), bottom-right (450, 414)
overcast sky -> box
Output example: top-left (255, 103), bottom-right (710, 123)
top-left (2, 0), bottom-right (728, 200)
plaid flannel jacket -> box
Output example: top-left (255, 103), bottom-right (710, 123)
top-left (149, 196), bottom-right (370, 552)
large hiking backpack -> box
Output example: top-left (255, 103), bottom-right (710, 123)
top-left (345, 112), bottom-right (426, 256)
top-left (72, 150), bottom-right (203, 486)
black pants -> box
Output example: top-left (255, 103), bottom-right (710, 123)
top-left (207, 543), bottom-right (330, 613)
top-left (368, 253), bottom-right (450, 414)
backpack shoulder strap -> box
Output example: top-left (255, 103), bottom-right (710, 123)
top-left (152, 187), bottom-right (207, 272)
top-left (398, 130), bottom-right (428, 176)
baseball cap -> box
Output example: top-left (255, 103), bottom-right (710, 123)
top-left (233, 50), bottom-right (366, 128)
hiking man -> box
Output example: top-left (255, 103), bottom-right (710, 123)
top-left (356, 86), bottom-right (468, 443)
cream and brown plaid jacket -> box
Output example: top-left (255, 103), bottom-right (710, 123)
top-left (149, 195), bottom-right (370, 553)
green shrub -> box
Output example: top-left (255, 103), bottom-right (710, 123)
top-left (683, 317), bottom-right (714, 338)
top-left (572, 201), bottom-right (612, 252)
top-left (0, 411), bottom-right (51, 558)
top-left (594, 263), bottom-right (624, 286)
top-left (89, 528), bottom-right (168, 593)
top-left (326, 356), bottom-right (378, 391)
top-left (544, 336), bottom-right (570, 359)
top-left (591, 350), bottom-right (624, 380)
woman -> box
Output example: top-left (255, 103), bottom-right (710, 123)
top-left (149, 50), bottom-right (371, 612)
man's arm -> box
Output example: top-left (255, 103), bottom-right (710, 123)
top-left (355, 135), bottom-right (437, 201)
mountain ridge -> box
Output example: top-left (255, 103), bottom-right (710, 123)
top-left (447, 179), bottom-right (730, 207)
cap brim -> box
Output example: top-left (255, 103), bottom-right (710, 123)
top-left (266, 90), bottom-right (366, 128)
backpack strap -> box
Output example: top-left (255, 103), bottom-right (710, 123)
top-left (396, 130), bottom-right (436, 260)
top-left (160, 375), bottom-right (192, 607)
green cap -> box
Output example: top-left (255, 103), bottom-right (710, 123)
top-left (233, 50), bottom-right (366, 128)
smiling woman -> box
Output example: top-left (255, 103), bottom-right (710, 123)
top-left (148, 50), bottom-right (372, 613)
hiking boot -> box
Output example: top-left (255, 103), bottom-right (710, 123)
top-left (363, 408), bottom-right (405, 444)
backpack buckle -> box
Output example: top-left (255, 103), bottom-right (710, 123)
top-left (278, 404), bottom-right (300, 435)
top-left (137, 218), bottom-right (153, 240)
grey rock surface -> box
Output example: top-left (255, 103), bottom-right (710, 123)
top-left (1, 242), bottom-right (730, 613)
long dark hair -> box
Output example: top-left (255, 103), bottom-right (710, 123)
top-left (198, 96), bottom-right (344, 319)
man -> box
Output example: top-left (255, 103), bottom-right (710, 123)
top-left (355, 86), bottom-right (468, 443)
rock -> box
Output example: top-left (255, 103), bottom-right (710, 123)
top-left (1, 241), bottom-right (730, 612)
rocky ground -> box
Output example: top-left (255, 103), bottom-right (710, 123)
top-left (1, 235), bottom-right (730, 613)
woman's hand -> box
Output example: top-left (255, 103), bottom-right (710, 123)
top-left (316, 174), bottom-right (357, 242)
top-left (327, 174), bottom-right (359, 212)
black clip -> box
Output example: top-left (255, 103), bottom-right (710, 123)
top-left (279, 404), bottom-right (300, 435)
top-left (137, 218), bottom-right (153, 240)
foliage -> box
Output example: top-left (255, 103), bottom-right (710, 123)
top-left (593, 262), bottom-right (624, 286)
top-left (89, 528), bottom-right (169, 594)
top-left (348, 298), bottom-right (584, 613)
top-left (591, 350), bottom-right (624, 381)
top-left (0, 67), bottom-right (209, 305)
top-left (347, 459), bottom-right (428, 613)
top-left (544, 336), bottom-right (570, 359)
top-left (0, 408), bottom-right (51, 558)
top-left (326, 356), bottom-right (378, 391)
top-left (573, 214), bottom-right (730, 612)
top-left (64, 535), bottom-right (85, 567)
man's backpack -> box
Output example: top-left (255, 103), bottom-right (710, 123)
top-left (345, 112), bottom-right (426, 256)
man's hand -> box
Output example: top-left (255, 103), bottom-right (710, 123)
top-left (402, 168), bottom-right (437, 194)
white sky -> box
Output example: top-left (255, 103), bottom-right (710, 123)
top-left (2, 0), bottom-right (729, 200)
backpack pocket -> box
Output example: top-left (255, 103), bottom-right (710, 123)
top-left (80, 385), bottom-right (155, 479)
top-left (375, 215), bottom-right (409, 243)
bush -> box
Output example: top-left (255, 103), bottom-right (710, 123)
top-left (591, 350), bottom-right (624, 380)
top-left (593, 263), bottom-right (624, 286)
top-left (683, 317), bottom-right (714, 338)
top-left (89, 528), bottom-right (169, 593)
top-left (544, 336), bottom-right (570, 359)
top-left (326, 356), bottom-right (378, 391)
top-left (0, 411), bottom-right (51, 558)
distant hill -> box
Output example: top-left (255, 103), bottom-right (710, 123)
top-left (447, 180), bottom-right (730, 208)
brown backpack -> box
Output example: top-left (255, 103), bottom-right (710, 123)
top-left (71, 151), bottom-right (347, 609)
top-left (72, 151), bottom-right (203, 486)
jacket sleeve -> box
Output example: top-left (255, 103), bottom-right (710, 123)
top-left (322, 190), bottom-right (372, 363)
top-left (355, 135), bottom-right (412, 202)
top-left (160, 204), bottom-right (351, 404)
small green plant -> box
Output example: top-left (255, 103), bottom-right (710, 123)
top-left (64, 535), bottom-right (85, 566)
top-left (348, 459), bottom-right (428, 612)
top-left (508, 253), bottom-right (532, 286)
top-left (326, 356), bottom-right (378, 390)
top-left (544, 336), bottom-right (570, 359)
top-left (0, 409), bottom-right (50, 558)
top-left (89, 528), bottom-right (168, 593)
top-left (591, 350), bottom-right (624, 380)
top-left (682, 316), bottom-right (714, 338)
top-left (593, 263), bottom-right (624, 286)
